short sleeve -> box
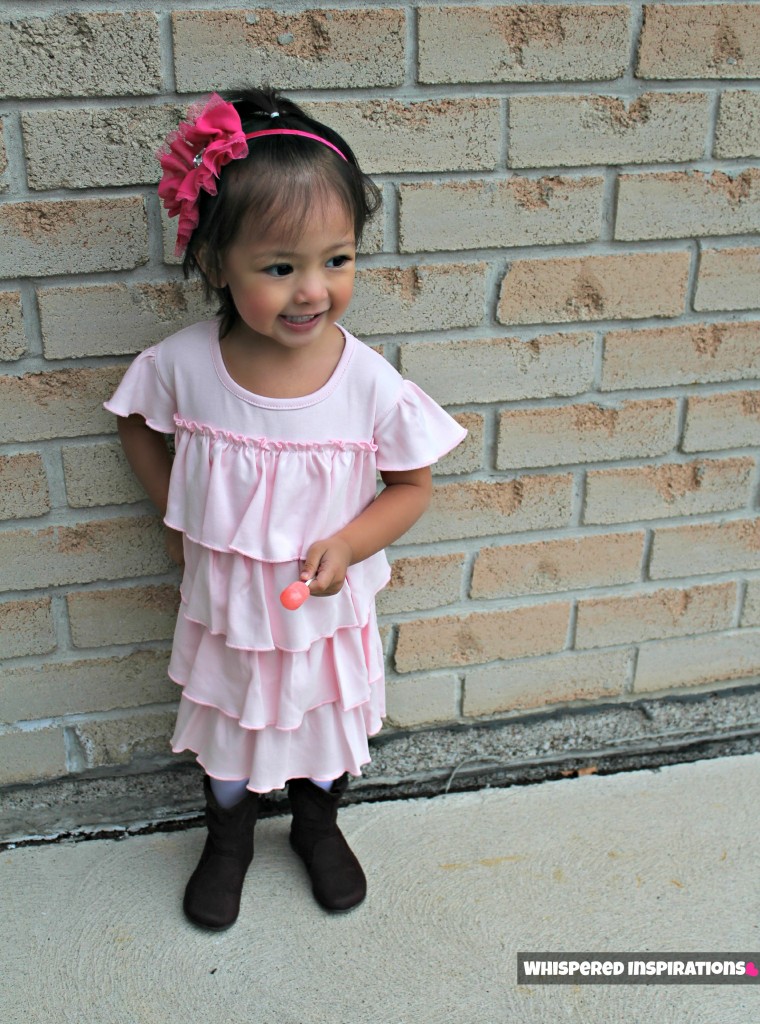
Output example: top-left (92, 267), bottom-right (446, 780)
top-left (373, 380), bottom-right (467, 471)
top-left (103, 346), bottom-right (177, 433)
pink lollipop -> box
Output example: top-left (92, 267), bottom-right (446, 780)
top-left (280, 578), bottom-right (314, 611)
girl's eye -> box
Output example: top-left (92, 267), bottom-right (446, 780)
top-left (264, 264), bottom-right (293, 277)
top-left (327, 255), bottom-right (352, 269)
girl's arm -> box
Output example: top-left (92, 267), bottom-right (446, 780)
top-left (301, 466), bottom-right (433, 596)
top-left (117, 414), bottom-right (184, 565)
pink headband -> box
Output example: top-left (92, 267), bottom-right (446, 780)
top-left (242, 128), bottom-right (347, 164)
top-left (157, 94), bottom-right (348, 255)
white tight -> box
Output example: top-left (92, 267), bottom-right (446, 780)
top-left (209, 775), bottom-right (334, 808)
top-left (308, 778), bottom-right (334, 792)
top-left (209, 777), bottom-right (250, 809)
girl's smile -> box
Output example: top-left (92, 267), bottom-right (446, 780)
top-left (218, 197), bottom-right (356, 360)
top-left (279, 311), bottom-right (328, 332)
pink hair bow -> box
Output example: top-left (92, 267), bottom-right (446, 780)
top-left (158, 94), bottom-right (248, 255)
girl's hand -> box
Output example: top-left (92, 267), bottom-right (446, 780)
top-left (301, 536), bottom-right (353, 597)
top-left (165, 526), bottom-right (185, 567)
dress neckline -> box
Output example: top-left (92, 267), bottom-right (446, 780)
top-left (209, 320), bottom-right (354, 409)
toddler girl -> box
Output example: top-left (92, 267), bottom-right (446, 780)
top-left (106, 88), bottom-right (466, 929)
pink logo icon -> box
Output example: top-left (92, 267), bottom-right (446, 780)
top-left (746, 962), bottom-right (759, 977)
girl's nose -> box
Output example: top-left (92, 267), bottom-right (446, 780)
top-left (294, 271), bottom-right (328, 304)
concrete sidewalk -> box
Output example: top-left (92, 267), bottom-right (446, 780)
top-left (2, 754), bottom-right (758, 1024)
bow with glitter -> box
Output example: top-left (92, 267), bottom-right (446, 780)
top-left (157, 94), bottom-right (249, 255)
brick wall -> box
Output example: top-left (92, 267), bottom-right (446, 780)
top-left (1, 2), bottom-right (759, 833)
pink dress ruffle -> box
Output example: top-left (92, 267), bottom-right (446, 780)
top-left (104, 321), bottom-right (467, 792)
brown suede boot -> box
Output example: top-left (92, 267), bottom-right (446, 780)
top-left (287, 773), bottom-right (366, 912)
top-left (183, 775), bottom-right (259, 930)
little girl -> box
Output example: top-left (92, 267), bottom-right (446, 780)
top-left (106, 88), bottom-right (466, 929)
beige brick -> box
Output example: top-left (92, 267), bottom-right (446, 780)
top-left (349, 263), bottom-right (486, 336)
top-left (616, 169), bottom-right (760, 241)
top-left (742, 582), bottom-right (760, 626)
top-left (715, 91), bottom-right (760, 157)
top-left (576, 582), bottom-right (736, 649)
top-left (0, 728), bottom-right (66, 785)
top-left (160, 205), bottom-right (183, 268)
top-left (0, 453), bottom-right (49, 519)
top-left (585, 457), bottom-right (755, 525)
top-left (385, 674), bottom-right (460, 727)
top-left (601, 321), bottom-right (760, 390)
top-left (70, 709), bottom-right (178, 770)
top-left (23, 105), bottom-right (182, 191)
top-left (0, 117), bottom-right (7, 193)
top-left (379, 623), bottom-right (392, 654)
top-left (399, 176), bottom-right (603, 252)
top-left (173, 9), bottom-right (405, 91)
top-left (399, 333), bottom-right (595, 405)
top-left (0, 597), bottom-right (55, 658)
top-left (463, 649), bottom-right (629, 716)
top-left (637, 4), bottom-right (760, 80)
top-left (683, 391), bottom-right (760, 452)
top-left (377, 553), bottom-right (464, 615)
top-left (0, 291), bottom-right (25, 361)
top-left (498, 251), bottom-right (689, 325)
top-left (402, 474), bottom-right (573, 544)
top-left (650, 518), bottom-right (760, 580)
top-left (307, 100), bottom-right (500, 174)
top-left (62, 443), bottom-right (146, 508)
top-left (0, 12), bottom-right (160, 98)
top-left (68, 584), bottom-right (180, 648)
top-left (0, 515), bottom-right (174, 593)
top-left (509, 92), bottom-right (709, 168)
top-left (395, 601), bottom-right (569, 672)
top-left (433, 413), bottom-right (483, 476)
top-left (634, 630), bottom-right (760, 693)
top-left (0, 198), bottom-right (148, 278)
top-left (498, 398), bottom-right (677, 469)
top-left (0, 650), bottom-right (172, 724)
top-left (471, 532), bottom-right (644, 599)
top-left (359, 212), bottom-right (385, 257)
top-left (0, 365), bottom-right (124, 443)
top-left (419, 5), bottom-right (629, 83)
top-left (694, 247), bottom-right (760, 312)
top-left (39, 280), bottom-right (213, 360)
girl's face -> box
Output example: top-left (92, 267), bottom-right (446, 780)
top-left (218, 195), bottom-right (356, 355)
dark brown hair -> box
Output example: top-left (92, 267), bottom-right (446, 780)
top-left (182, 88), bottom-right (381, 337)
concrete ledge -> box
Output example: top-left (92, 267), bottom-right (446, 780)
top-left (3, 681), bottom-right (759, 845)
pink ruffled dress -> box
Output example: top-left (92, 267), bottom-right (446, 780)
top-left (105, 320), bottom-right (467, 792)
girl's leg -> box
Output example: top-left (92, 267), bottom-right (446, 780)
top-left (308, 777), bottom-right (334, 792)
top-left (184, 775), bottom-right (259, 930)
top-left (209, 776), bottom-right (251, 808)
top-left (287, 773), bottom-right (366, 912)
